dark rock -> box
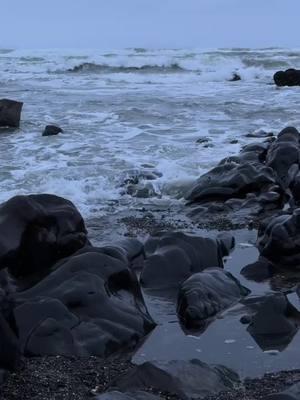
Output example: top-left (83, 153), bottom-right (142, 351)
top-left (258, 209), bottom-right (300, 269)
top-left (177, 268), bottom-right (250, 331)
top-left (196, 137), bottom-right (211, 144)
top-left (240, 315), bottom-right (252, 324)
top-left (229, 73), bottom-right (241, 82)
top-left (0, 99), bottom-right (23, 128)
top-left (229, 139), bottom-right (239, 144)
top-left (247, 293), bottom-right (300, 351)
top-left (241, 258), bottom-right (276, 281)
top-left (0, 194), bottom-right (88, 279)
top-left (13, 248), bottom-right (155, 357)
top-left (266, 127), bottom-right (300, 188)
top-left (274, 69), bottom-right (300, 87)
top-left (42, 125), bottom-right (63, 136)
top-left (265, 382), bottom-right (300, 400)
top-left (96, 392), bottom-right (162, 400)
top-left (185, 161), bottom-right (276, 203)
top-left (141, 232), bottom-right (232, 289)
top-left (111, 359), bottom-right (239, 400)
top-left (297, 285), bottom-right (300, 298)
top-left (0, 311), bottom-right (20, 374)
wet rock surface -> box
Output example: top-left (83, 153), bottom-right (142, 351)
top-left (0, 194), bottom-right (88, 279)
top-left (111, 359), bottom-right (239, 400)
top-left (177, 268), bottom-right (250, 331)
top-left (274, 69), bottom-right (300, 87)
top-left (42, 125), bottom-right (63, 136)
top-left (0, 99), bottom-right (23, 128)
top-left (140, 231), bottom-right (233, 289)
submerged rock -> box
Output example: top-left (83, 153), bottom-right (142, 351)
top-left (140, 231), bottom-right (234, 289)
top-left (111, 359), bottom-right (239, 400)
top-left (0, 99), bottom-right (23, 128)
top-left (247, 294), bottom-right (300, 351)
top-left (177, 268), bottom-right (250, 331)
top-left (274, 69), bottom-right (300, 86)
top-left (0, 194), bottom-right (88, 279)
top-left (42, 125), bottom-right (63, 136)
top-left (13, 247), bottom-right (155, 357)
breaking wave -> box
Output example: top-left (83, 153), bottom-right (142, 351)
top-left (66, 62), bottom-right (185, 74)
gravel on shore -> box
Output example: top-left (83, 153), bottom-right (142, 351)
top-left (1, 356), bottom-right (300, 400)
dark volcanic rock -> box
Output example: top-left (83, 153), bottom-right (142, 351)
top-left (258, 209), bottom-right (300, 269)
top-left (241, 258), bottom-right (276, 281)
top-left (274, 68), bottom-right (300, 86)
top-left (266, 127), bottom-right (300, 188)
top-left (177, 268), bottom-right (250, 330)
top-left (140, 232), bottom-right (233, 289)
top-left (111, 359), bottom-right (239, 400)
top-left (185, 161), bottom-right (276, 203)
top-left (247, 293), bottom-right (300, 351)
top-left (266, 382), bottom-right (300, 400)
top-left (0, 311), bottom-right (20, 382)
top-left (228, 73), bottom-right (241, 82)
top-left (42, 125), bottom-right (63, 136)
top-left (0, 99), bottom-right (23, 128)
top-left (13, 248), bottom-right (155, 357)
top-left (0, 194), bottom-right (88, 279)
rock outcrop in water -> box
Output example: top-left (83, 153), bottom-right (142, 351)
top-left (42, 125), bottom-right (63, 136)
top-left (274, 69), bottom-right (300, 86)
top-left (186, 127), bottom-right (300, 227)
top-left (140, 231), bottom-right (234, 289)
top-left (0, 99), bottom-right (23, 128)
top-left (177, 268), bottom-right (250, 331)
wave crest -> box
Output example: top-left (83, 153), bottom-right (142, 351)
top-left (66, 62), bottom-right (185, 74)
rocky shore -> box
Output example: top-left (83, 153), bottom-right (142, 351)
top-left (1, 105), bottom-right (300, 399)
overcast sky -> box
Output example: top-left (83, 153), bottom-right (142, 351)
top-left (1, 0), bottom-right (299, 49)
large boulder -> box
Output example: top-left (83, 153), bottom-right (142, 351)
top-left (177, 268), bottom-right (250, 330)
top-left (0, 99), bottom-right (23, 128)
top-left (257, 209), bottom-right (300, 269)
top-left (110, 359), bottom-right (239, 400)
top-left (0, 194), bottom-right (88, 279)
top-left (42, 125), bottom-right (63, 136)
top-left (185, 161), bottom-right (276, 204)
top-left (140, 232), bottom-right (234, 289)
top-left (266, 127), bottom-right (300, 188)
top-left (274, 69), bottom-right (300, 87)
top-left (13, 247), bottom-right (155, 357)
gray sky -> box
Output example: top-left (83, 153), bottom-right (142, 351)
top-left (1, 0), bottom-right (299, 49)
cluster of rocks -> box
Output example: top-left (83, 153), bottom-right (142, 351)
top-left (185, 127), bottom-right (300, 227)
top-left (274, 68), bottom-right (300, 87)
top-left (0, 98), bottom-right (63, 136)
top-left (2, 192), bottom-right (298, 398)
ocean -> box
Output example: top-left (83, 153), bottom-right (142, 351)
top-left (1, 47), bottom-right (300, 221)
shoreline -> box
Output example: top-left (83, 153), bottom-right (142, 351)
top-left (1, 355), bottom-right (299, 400)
